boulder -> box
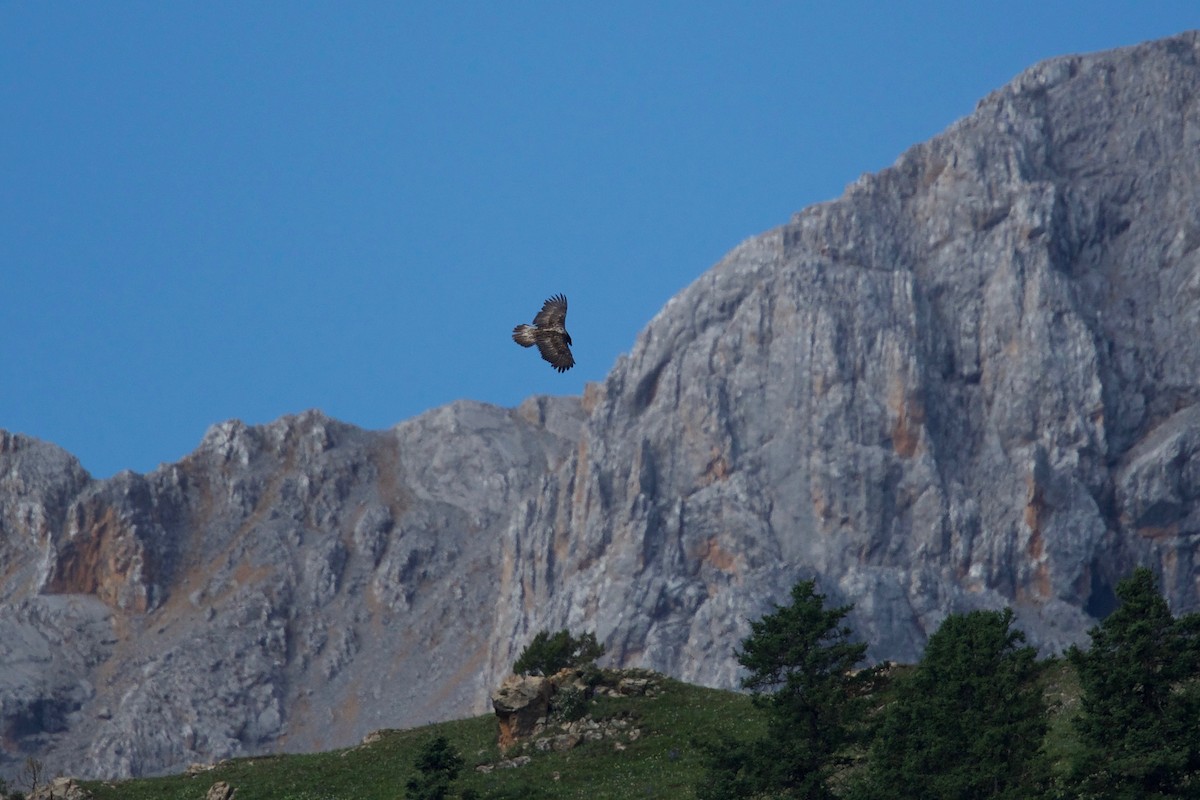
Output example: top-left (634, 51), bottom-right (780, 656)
top-left (205, 781), bottom-right (237, 800)
top-left (491, 674), bottom-right (552, 750)
top-left (30, 778), bottom-right (92, 800)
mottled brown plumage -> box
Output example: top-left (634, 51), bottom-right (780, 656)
top-left (512, 293), bottom-right (574, 372)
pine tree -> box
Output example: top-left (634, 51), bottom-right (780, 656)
top-left (405, 735), bottom-right (464, 800)
top-left (855, 608), bottom-right (1049, 799)
top-left (699, 580), bottom-right (883, 800)
top-left (513, 629), bottom-right (605, 676)
top-left (1067, 567), bottom-right (1200, 798)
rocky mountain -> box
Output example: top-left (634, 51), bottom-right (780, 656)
top-left (3, 31), bottom-right (1200, 780)
top-left (487, 30), bottom-right (1200, 689)
top-left (0, 399), bottom-right (586, 780)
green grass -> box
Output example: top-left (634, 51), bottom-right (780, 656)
top-left (1038, 656), bottom-right (1085, 778)
top-left (79, 662), bottom-right (1086, 800)
top-left (82, 678), bottom-right (768, 800)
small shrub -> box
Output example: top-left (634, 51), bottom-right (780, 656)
top-left (405, 735), bottom-right (464, 800)
top-left (513, 630), bottom-right (605, 676)
top-left (552, 685), bottom-right (590, 722)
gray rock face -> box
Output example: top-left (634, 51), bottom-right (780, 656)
top-left (488, 31), bottom-right (1200, 684)
top-left (0, 399), bottom-right (584, 779)
top-left (2, 31), bottom-right (1200, 780)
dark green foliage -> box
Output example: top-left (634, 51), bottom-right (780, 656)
top-left (695, 735), bottom-right (765, 800)
top-left (513, 629), bottom-right (605, 676)
top-left (552, 684), bottom-right (590, 722)
top-left (405, 735), bottom-right (464, 800)
top-left (699, 580), bottom-right (884, 800)
top-left (1, 775), bottom-right (22, 800)
top-left (854, 608), bottom-right (1049, 799)
top-left (1066, 567), bottom-right (1200, 799)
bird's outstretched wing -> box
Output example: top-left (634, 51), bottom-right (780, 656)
top-left (533, 294), bottom-right (568, 328)
top-left (535, 330), bottom-right (575, 372)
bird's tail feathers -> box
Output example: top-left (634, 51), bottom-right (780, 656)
top-left (512, 324), bottom-right (537, 346)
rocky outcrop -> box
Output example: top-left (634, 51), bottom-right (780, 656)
top-left (492, 674), bottom-right (553, 750)
top-left (2, 31), bottom-right (1200, 783)
top-left (29, 777), bottom-right (93, 800)
top-left (490, 668), bottom-right (658, 753)
top-left (205, 782), bottom-right (237, 800)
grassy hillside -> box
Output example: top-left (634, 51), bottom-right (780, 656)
top-left (78, 663), bottom-right (1083, 800)
top-left (82, 677), bottom-right (767, 800)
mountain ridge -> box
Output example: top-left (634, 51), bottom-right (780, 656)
top-left (3, 30), bottom-right (1199, 780)
top-left (485, 29), bottom-right (1200, 684)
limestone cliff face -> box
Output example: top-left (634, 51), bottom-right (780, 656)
top-left (488, 31), bottom-right (1200, 684)
top-left (0, 399), bottom-right (584, 779)
top-left (2, 31), bottom-right (1199, 780)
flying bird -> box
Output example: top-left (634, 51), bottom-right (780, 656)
top-left (513, 293), bottom-right (574, 372)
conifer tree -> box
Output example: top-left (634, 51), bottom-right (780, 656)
top-left (699, 580), bottom-right (883, 800)
top-left (854, 608), bottom-right (1049, 799)
top-left (513, 629), bottom-right (605, 676)
top-left (1067, 567), bottom-right (1200, 798)
top-left (405, 735), bottom-right (464, 800)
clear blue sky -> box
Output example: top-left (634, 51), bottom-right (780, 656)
top-left (3, 3), bottom-right (1196, 478)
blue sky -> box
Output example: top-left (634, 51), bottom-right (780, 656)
top-left (3, 3), bottom-right (1197, 478)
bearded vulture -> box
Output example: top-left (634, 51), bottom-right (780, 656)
top-left (512, 293), bottom-right (574, 372)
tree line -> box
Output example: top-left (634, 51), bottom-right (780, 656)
top-left (700, 568), bottom-right (1200, 799)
